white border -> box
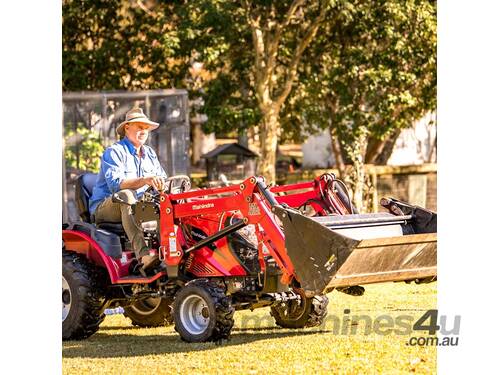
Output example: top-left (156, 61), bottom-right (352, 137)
top-left (0, 1), bottom-right (61, 373)
top-left (2, 1), bottom-right (497, 372)
top-left (438, 1), bottom-right (500, 372)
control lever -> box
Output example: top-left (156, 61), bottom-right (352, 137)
top-left (111, 193), bottom-right (134, 206)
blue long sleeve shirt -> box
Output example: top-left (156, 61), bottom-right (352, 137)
top-left (89, 137), bottom-right (167, 214)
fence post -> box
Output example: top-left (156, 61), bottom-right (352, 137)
top-left (62, 122), bottom-right (68, 223)
top-left (371, 171), bottom-right (378, 213)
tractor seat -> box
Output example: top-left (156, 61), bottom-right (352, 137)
top-left (75, 173), bottom-right (98, 223)
top-left (75, 173), bottom-right (126, 236)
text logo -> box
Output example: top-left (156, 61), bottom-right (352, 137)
top-left (192, 203), bottom-right (215, 210)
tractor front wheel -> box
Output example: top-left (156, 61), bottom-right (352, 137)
top-left (62, 251), bottom-right (106, 340)
top-left (123, 297), bottom-right (173, 327)
top-left (270, 295), bottom-right (329, 329)
top-left (173, 280), bottom-right (234, 342)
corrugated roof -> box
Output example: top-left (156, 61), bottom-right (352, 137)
top-left (201, 143), bottom-right (258, 158)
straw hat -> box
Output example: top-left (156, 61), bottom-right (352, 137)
top-left (116, 107), bottom-right (160, 137)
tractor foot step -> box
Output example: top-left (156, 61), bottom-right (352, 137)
top-left (115, 271), bottom-right (167, 284)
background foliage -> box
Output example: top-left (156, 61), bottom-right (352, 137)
top-left (63, 0), bottom-right (436, 188)
top-left (64, 122), bottom-right (105, 172)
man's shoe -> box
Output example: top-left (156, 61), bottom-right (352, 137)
top-left (140, 254), bottom-right (161, 271)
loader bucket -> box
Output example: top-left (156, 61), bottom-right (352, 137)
top-left (274, 203), bottom-right (437, 295)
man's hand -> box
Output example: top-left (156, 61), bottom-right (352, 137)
top-left (143, 176), bottom-right (165, 191)
top-left (119, 176), bottom-right (166, 191)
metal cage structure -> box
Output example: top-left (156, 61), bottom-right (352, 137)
top-left (63, 89), bottom-right (190, 222)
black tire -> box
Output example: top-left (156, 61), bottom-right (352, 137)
top-left (123, 297), bottom-right (174, 327)
top-left (173, 279), bottom-right (234, 342)
top-left (62, 251), bottom-right (106, 340)
top-left (270, 295), bottom-right (329, 328)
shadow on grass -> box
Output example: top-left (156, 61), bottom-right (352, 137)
top-left (99, 325), bottom-right (285, 332)
top-left (99, 325), bottom-right (146, 331)
top-left (62, 329), bottom-right (330, 358)
top-left (232, 326), bottom-right (283, 332)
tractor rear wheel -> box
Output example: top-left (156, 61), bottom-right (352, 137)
top-left (173, 280), bottom-right (234, 342)
top-left (123, 297), bottom-right (173, 327)
top-left (270, 295), bottom-right (329, 329)
top-left (62, 251), bottom-right (106, 340)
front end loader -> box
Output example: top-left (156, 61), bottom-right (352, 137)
top-left (62, 173), bottom-right (436, 342)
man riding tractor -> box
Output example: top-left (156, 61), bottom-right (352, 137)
top-left (89, 107), bottom-right (167, 272)
top-left (63, 108), bottom-right (437, 343)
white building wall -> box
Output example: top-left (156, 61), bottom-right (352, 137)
top-left (301, 129), bottom-right (335, 168)
top-left (301, 112), bottom-right (437, 168)
top-left (387, 112), bottom-right (437, 165)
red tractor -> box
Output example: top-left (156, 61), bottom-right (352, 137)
top-left (62, 173), bottom-right (436, 342)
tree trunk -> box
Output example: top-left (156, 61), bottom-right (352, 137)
top-left (365, 137), bottom-right (384, 164)
top-left (257, 107), bottom-right (280, 183)
top-left (329, 125), bottom-right (346, 179)
top-left (352, 152), bottom-right (366, 213)
top-left (190, 122), bottom-right (203, 166)
top-left (345, 128), bottom-right (369, 213)
top-left (326, 97), bottom-right (348, 178)
top-left (244, 0), bottom-right (329, 184)
top-left (374, 129), bottom-right (401, 164)
top-left (365, 129), bottom-right (402, 165)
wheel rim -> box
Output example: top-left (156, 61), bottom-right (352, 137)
top-left (62, 276), bottom-right (72, 322)
top-left (179, 295), bottom-right (210, 335)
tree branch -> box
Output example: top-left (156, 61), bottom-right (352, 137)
top-left (136, 0), bottom-right (155, 17)
top-left (266, 0), bottom-right (306, 95)
top-left (244, 1), bottom-right (268, 105)
top-left (283, 0), bottom-right (306, 27)
top-left (326, 97), bottom-right (346, 178)
top-left (274, 1), bottom-right (329, 107)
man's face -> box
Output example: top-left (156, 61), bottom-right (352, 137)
top-left (125, 123), bottom-right (150, 147)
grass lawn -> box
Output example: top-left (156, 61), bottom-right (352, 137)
top-left (62, 282), bottom-right (436, 374)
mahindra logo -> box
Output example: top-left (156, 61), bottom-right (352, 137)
top-left (192, 203), bottom-right (215, 210)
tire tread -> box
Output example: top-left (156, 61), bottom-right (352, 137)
top-left (62, 251), bottom-right (105, 340)
top-left (270, 295), bottom-right (329, 329)
top-left (173, 279), bottom-right (234, 342)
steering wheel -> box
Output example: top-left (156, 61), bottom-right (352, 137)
top-left (144, 175), bottom-right (191, 195)
top-left (164, 175), bottom-right (191, 194)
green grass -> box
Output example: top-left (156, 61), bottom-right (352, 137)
top-left (63, 282), bottom-right (436, 374)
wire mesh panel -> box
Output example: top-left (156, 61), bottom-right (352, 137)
top-left (63, 90), bottom-right (189, 173)
top-left (149, 94), bottom-right (190, 176)
top-left (62, 90), bottom-right (190, 222)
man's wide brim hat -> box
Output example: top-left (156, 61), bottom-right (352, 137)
top-left (116, 107), bottom-right (160, 137)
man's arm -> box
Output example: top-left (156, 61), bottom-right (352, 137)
top-left (120, 176), bottom-right (165, 191)
top-left (102, 148), bottom-right (165, 192)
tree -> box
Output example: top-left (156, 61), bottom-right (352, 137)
top-left (282, 0), bottom-right (436, 210)
top-left (171, 0), bottom-right (334, 183)
top-left (62, 0), bottom-right (180, 90)
top-left (242, 1), bottom-right (333, 183)
top-left (63, 0), bottom-right (436, 195)
top-left (64, 122), bottom-right (105, 172)
top-left (62, 0), bottom-right (184, 172)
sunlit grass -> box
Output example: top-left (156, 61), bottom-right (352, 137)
top-left (63, 282), bottom-right (436, 374)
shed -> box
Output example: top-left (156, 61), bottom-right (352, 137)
top-left (201, 143), bottom-right (258, 182)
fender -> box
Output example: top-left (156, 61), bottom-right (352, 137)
top-left (62, 229), bottom-right (121, 283)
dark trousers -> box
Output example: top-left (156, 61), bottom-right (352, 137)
top-left (94, 189), bottom-right (147, 258)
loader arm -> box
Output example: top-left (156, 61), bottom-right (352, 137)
top-left (157, 177), bottom-right (297, 284)
top-left (156, 175), bottom-right (437, 295)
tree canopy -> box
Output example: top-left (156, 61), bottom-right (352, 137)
top-left (63, 0), bottom-right (436, 185)
top-left (63, 0), bottom-right (181, 90)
